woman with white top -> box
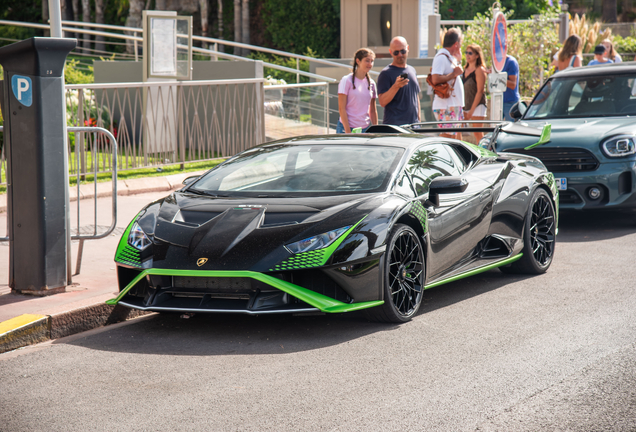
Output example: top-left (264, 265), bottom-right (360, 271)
top-left (556, 35), bottom-right (582, 72)
top-left (337, 48), bottom-right (378, 133)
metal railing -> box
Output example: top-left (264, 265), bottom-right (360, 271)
top-left (0, 19), bottom-right (353, 82)
top-left (69, 126), bottom-right (118, 276)
top-left (0, 79), bottom-right (333, 186)
top-left (64, 78), bottom-right (265, 176)
top-left (0, 126), bottom-right (117, 279)
top-left (264, 82), bottom-right (331, 140)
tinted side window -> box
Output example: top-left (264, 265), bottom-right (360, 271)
top-left (406, 144), bottom-right (461, 196)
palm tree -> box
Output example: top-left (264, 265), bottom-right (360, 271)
top-left (125, 0), bottom-right (145, 55)
top-left (603, 0), bottom-right (618, 22)
top-left (241, 0), bottom-right (249, 55)
top-left (95, 0), bottom-right (107, 53)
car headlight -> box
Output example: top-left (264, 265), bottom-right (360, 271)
top-left (602, 135), bottom-right (636, 157)
top-left (128, 222), bottom-right (152, 250)
top-left (285, 226), bottom-right (351, 254)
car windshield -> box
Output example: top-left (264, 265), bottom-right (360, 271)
top-left (190, 144), bottom-right (404, 197)
top-left (524, 73), bottom-right (636, 119)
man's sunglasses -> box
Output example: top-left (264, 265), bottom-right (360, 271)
top-left (392, 49), bottom-right (407, 56)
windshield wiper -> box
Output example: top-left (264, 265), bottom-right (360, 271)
top-left (186, 188), bottom-right (229, 197)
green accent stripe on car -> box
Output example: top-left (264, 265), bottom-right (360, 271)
top-left (106, 269), bottom-right (384, 313)
top-left (424, 253), bottom-right (523, 289)
top-left (269, 216), bottom-right (368, 272)
top-left (524, 124), bottom-right (551, 150)
top-left (114, 216), bottom-right (142, 267)
top-left (409, 200), bottom-right (428, 233)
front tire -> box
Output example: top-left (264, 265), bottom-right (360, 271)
top-left (500, 188), bottom-right (556, 274)
top-left (366, 224), bottom-right (425, 323)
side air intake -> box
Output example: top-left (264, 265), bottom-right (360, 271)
top-left (479, 235), bottom-right (511, 259)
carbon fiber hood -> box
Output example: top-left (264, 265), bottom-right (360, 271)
top-left (144, 191), bottom-right (380, 271)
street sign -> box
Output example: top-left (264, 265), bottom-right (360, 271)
top-left (491, 11), bottom-right (507, 73)
top-left (11, 75), bottom-right (32, 107)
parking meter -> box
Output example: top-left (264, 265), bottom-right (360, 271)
top-left (0, 37), bottom-right (76, 295)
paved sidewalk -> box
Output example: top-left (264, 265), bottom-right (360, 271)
top-left (0, 171), bottom-right (206, 353)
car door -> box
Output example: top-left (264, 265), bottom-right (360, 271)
top-left (406, 142), bottom-right (491, 280)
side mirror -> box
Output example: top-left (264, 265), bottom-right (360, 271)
top-left (509, 101), bottom-right (527, 121)
top-left (427, 176), bottom-right (469, 206)
top-left (182, 175), bottom-right (200, 186)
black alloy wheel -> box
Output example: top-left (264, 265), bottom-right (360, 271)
top-left (367, 224), bottom-right (425, 323)
top-left (501, 188), bottom-right (556, 274)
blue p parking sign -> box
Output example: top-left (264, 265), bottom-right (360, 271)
top-left (11, 75), bottom-right (32, 107)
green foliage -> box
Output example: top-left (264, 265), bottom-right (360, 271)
top-left (249, 48), bottom-right (318, 84)
top-left (613, 35), bottom-right (636, 55)
top-left (462, 9), bottom-right (560, 98)
top-left (262, 0), bottom-right (340, 58)
top-left (440, 0), bottom-right (553, 20)
top-left (0, 0), bottom-right (42, 47)
top-left (65, 59), bottom-right (94, 84)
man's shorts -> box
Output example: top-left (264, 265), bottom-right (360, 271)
top-left (433, 106), bottom-right (464, 128)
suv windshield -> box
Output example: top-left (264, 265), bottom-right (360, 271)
top-left (190, 144), bottom-right (404, 197)
top-left (524, 73), bottom-right (636, 119)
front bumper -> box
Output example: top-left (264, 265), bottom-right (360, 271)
top-left (107, 268), bottom-right (384, 314)
top-left (554, 160), bottom-right (636, 210)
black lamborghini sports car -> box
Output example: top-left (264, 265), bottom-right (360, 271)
top-left (108, 123), bottom-right (558, 323)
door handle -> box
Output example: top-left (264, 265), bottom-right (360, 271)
top-left (479, 189), bottom-right (492, 202)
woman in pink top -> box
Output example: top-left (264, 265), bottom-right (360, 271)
top-left (337, 48), bottom-right (378, 133)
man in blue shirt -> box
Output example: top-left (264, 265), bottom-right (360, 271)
top-left (377, 36), bottom-right (421, 126)
top-left (502, 55), bottom-right (520, 122)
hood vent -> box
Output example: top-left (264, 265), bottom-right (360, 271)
top-left (262, 212), bottom-right (316, 227)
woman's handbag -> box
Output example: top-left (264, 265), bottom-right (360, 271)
top-left (426, 53), bottom-right (456, 99)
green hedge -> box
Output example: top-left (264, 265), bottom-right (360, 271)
top-left (262, 0), bottom-right (340, 59)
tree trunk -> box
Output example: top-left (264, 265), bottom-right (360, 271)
top-left (81, 0), bottom-right (91, 53)
top-left (60, 0), bottom-right (75, 38)
top-left (156, 0), bottom-right (167, 10)
top-left (125, 0), bottom-right (145, 55)
top-left (234, 0), bottom-right (242, 56)
top-left (241, 0), bottom-right (249, 55)
top-left (72, 0), bottom-right (80, 21)
top-left (95, 0), bottom-right (107, 53)
top-left (200, 0), bottom-right (209, 48)
top-left (602, 0), bottom-right (618, 22)
top-left (42, 0), bottom-right (50, 37)
top-left (217, 0), bottom-right (224, 52)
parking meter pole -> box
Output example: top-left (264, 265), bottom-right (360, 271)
top-left (48, 0), bottom-right (63, 38)
top-left (0, 37), bottom-right (77, 295)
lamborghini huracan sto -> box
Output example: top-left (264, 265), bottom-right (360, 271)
top-left (108, 128), bottom-right (558, 323)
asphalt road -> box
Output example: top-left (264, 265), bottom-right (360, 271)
top-left (1, 209), bottom-right (635, 431)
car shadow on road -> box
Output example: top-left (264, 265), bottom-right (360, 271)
top-left (557, 209), bottom-right (636, 243)
top-left (58, 269), bottom-right (529, 357)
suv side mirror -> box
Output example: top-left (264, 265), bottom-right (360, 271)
top-left (509, 101), bottom-right (527, 120)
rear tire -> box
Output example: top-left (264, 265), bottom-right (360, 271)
top-left (366, 224), bottom-right (425, 323)
top-left (500, 188), bottom-right (556, 274)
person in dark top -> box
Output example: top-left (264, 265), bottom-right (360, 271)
top-left (377, 36), bottom-right (421, 126)
top-left (462, 43), bottom-right (487, 142)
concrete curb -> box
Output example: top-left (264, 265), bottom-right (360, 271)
top-left (0, 170), bottom-right (206, 213)
top-left (0, 304), bottom-right (152, 354)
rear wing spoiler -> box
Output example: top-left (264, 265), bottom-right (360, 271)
top-left (365, 121), bottom-right (551, 152)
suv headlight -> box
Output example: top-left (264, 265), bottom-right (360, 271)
top-left (128, 222), bottom-right (152, 250)
top-left (285, 226), bottom-right (351, 254)
top-left (602, 135), bottom-right (636, 157)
